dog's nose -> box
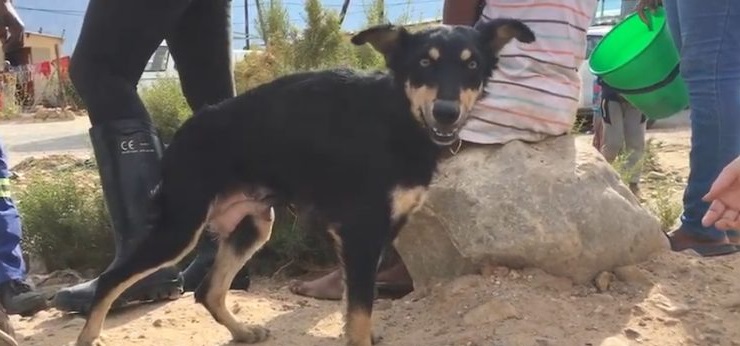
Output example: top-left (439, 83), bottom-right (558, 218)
top-left (432, 100), bottom-right (460, 125)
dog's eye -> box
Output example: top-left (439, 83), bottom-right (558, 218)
top-left (419, 58), bottom-right (431, 67)
top-left (467, 60), bottom-right (478, 69)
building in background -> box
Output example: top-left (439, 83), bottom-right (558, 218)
top-left (620, 0), bottom-right (638, 17)
top-left (594, 0), bottom-right (638, 24)
top-left (1, 32), bottom-right (64, 67)
top-left (0, 32), bottom-right (67, 110)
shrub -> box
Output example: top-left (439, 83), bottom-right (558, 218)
top-left (646, 182), bottom-right (682, 231)
top-left (61, 76), bottom-right (86, 111)
top-left (139, 78), bottom-right (191, 143)
top-left (0, 74), bottom-right (20, 119)
top-left (234, 51), bottom-right (282, 94)
top-left (641, 139), bottom-right (682, 230)
top-left (250, 208), bottom-right (337, 276)
top-left (17, 170), bottom-right (114, 273)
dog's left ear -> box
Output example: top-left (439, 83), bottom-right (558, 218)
top-left (476, 18), bottom-right (536, 55)
top-left (351, 24), bottom-right (408, 59)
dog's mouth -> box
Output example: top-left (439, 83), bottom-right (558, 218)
top-left (428, 126), bottom-right (460, 146)
top-left (420, 111), bottom-right (462, 146)
top-left (420, 102), bottom-right (464, 147)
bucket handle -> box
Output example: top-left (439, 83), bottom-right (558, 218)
top-left (599, 64), bottom-right (680, 95)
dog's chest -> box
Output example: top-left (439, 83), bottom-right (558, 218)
top-left (390, 186), bottom-right (428, 222)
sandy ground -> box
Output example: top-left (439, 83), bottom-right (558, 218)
top-left (8, 113), bottom-right (740, 346)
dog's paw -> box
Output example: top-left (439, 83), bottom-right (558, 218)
top-left (345, 335), bottom-right (379, 346)
top-left (346, 340), bottom-right (373, 346)
top-left (231, 324), bottom-right (270, 343)
top-left (75, 336), bottom-right (106, 346)
top-left (372, 332), bottom-right (383, 345)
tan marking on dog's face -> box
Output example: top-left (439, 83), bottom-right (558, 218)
top-left (404, 81), bottom-right (438, 123)
top-left (345, 307), bottom-right (373, 346)
top-left (428, 47), bottom-right (440, 60)
top-left (460, 48), bottom-right (472, 61)
top-left (459, 86), bottom-right (483, 113)
top-left (391, 186), bottom-right (428, 222)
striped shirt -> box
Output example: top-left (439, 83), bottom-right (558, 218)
top-left (460, 0), bottom-right (598, 144)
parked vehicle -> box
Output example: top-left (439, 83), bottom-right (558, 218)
top-left (138, 41), bottom-right (251, 90)
top-left (576, 24), bottom-right (656, 131)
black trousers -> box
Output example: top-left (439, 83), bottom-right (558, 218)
top-left (70, 0), bottom-right (235, 125)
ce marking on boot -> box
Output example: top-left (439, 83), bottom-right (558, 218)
top-left (120, 140), bottom-right (136, 151)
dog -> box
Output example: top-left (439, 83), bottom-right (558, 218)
top-left (73, 18), bottom-right (535, 346)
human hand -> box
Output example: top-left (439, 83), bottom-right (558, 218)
top-left (635, 0), bottom-right (662, 28)
top-left (702, 156), bottom-right (740, 231)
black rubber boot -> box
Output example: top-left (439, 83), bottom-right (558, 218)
top-left (181, 230), bottom-right (251, 292)
top-left (0, 279), bottom-right (48, 317)
top-left (51, 119), bottom-right (183, 314)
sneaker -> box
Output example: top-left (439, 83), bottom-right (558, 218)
top-left (0, 279), bottom-right (48, 317)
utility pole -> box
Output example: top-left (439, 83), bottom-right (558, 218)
top-left (244, 0), bottom-right (250, 49)
top-left (380, 0), bottom-right (385, 23)
top-left (339, 0), bottom-right (351, 25)
top-left (254, 0), bottom-right (268, 48)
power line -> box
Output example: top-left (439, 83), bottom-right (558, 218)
top-left (14, 0), bottom-right (441, 17)
top-left (233, 0), bottom-right (441, 8)
top-left (15, 6), bottom-right (84, 16)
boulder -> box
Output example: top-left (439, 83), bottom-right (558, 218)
top-left (394, 135), bottom-right (669, 289)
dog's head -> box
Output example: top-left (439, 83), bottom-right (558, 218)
top-left (352, 19), bottom-right (535, 146)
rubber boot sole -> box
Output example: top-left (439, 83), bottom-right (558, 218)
top-left (55, 275), bottom-right (183, 316)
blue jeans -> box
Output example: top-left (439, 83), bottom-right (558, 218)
top-left (0, 139), bottom-right (25, 283)
top-left (664, 0), bottom-right (740, 240)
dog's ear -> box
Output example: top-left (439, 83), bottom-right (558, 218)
top-left (351, 24), bottom-right (408, 58)
top-left (476, 18), bottom-right (535, 55)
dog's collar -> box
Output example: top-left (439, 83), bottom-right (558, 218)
top-left (448, 138), bottom-right (463, 156)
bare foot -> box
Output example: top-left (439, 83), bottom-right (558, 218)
top-left (288, 262), bottom-right (414, 300)
top-left (289, 269), bottom-right (344, 300)
top-left (376, 261), bottom-right (413, 289)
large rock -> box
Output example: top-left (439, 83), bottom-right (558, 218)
top-left (395, 135), bottom-right (669, 288)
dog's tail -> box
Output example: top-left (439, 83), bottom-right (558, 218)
top-left (122, 139), bottom-right (227, 276)
top-left (148, 154), bottom-right (226, 263)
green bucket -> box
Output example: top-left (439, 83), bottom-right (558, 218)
top-left (589, 7), bottom-right (688, 120)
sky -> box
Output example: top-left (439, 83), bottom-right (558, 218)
top-left (14, 0), bottom-right (623, 56)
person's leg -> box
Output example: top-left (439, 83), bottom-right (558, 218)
top-left (592, 112), bottom-right (604, 150)
top-left (600, 100), bottom-right (625, 163)
top-left (662, 0), bottom-right (682, 53)
top-left (166, 0), bottom-right (235, 111)
top-left (289, 245), bottom-right (412, 300)
top-left (51, 0), bottom-right (196, 313)
top-left (163, 0), bottom-right (250, 292)
top-left (622, 105), bottom-right (647, 195)
top-left (0, 140), bottom-right (47, 317)
top-left (669, 0), bottom-right (740, 255)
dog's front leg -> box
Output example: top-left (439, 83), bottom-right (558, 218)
top-left (335, 206), bottom-right (390, 346)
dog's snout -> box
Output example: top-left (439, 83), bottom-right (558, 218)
top-left (432, 100), bottom-right (460, 125)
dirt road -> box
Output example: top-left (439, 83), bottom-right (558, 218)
top-left (0, 117), bottom-right (92, 167)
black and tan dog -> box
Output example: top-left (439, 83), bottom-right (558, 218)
top-left (74, 19), bottom-right (535, 346)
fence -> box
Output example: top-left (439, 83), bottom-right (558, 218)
top-left (0, 56), bottom-right (75, 118)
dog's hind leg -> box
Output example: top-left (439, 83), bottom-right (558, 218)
top-left (76, 195), bottom-right (212, 346)
top-left (195, 204), bottom-right (274, 343)
top-left (335, 204), bottom-right (390, 346)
